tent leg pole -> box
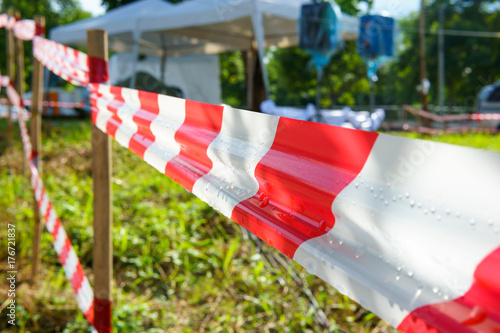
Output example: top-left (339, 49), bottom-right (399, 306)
top-left (130, 33), bottom-right (141, 89)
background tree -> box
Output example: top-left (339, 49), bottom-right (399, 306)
top-left (378, 0), bottom-right (500, 110)
top-left (224, 0), bottom-right (374, 108)
top-left (101, 0), bottom-right (182, 10)
top-left (7, 0), bottom-right (498, 110)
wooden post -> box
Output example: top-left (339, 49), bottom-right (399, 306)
top-left (15, 11), bottom-right (25, 99)
top-left (5, 8), bottom-right (15, 143)
top-left (14, 10), bottom-right (28, 174)
top-left (31, 15), bottom-right (45, 283)
top-left (88, 29), bottom-right (112, 333)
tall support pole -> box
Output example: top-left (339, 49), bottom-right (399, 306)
top-left (159, 34), bottom-right (167, 84)
top-left (438, 5), bottom-right (445, 129)
top-left (5, 8), bottom-right (15, 143)
top-left (31, 15), bottom-right (46, 283)
top-left (370, 78), bottom-right (375, 113)
top-left (129, 27), bottom-right (140, 89)
top-left (419, 0), bottom-right (430, 127)
top-left (244, 47), bottom-right (266, 112)
top-left (244, 49), bottom-right (255, 110)
top-left (88, 29), bottom-right (112, 333)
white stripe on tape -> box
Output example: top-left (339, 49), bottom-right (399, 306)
top-left (53, 227), bottom-right (67, 255)
top-left (35, 180), bottom-right (43, 201)
top-left (63, 248), bottom-right (78, 280)
top-left (77, 277), bottom-right (94, 313)
top-left (114, 87), bottom-right (139, 148)
top-left (192, 106), bottom-right (279, 218)
top-left (294, 134), bottom-right (500, 327)
top-left (94, 85), bottom-right (114, 132)
top-left (46, 209), bottom-right (57, 234)
top-left (40, 192), bottom-right (50, 217)
top-left (144, 94), bottom-right (186, 173)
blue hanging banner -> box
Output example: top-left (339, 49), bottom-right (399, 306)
top-left (299, 1), bottom-right (343, 70)
top-left (358, 14), bottom-right (395, 79)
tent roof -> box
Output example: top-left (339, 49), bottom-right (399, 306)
top-left (50, 0), bottom-right (359, 57)
top-left (50, 0), bottom-right (172, 44)
top-left (142, 0), bottom-right (358, 37)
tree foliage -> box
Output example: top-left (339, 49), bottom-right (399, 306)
top-left (101, 0), bottom-right (182, 11)
top-left (4, 0), bottom-right (498, 110)
top-left (379, 0), bottom-right (500, 108)
top-left (268, 0), bottom-right (500, 109)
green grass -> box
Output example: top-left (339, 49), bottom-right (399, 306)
top-left (388, 131), bottom-right (500, 151)
top-left (1, 119), bottom-right (498, 332)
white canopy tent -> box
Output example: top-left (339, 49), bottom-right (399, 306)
top-left (51, 0), bottom-right (360, 105)
top-left (50, 0), bottom-right (238, 57)
top-left (108, 52), bottom-right (221, 104)
top-left (136, 0), bottom-right (360, 97)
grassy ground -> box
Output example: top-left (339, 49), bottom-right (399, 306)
top-left (0, 118), bottom-right (498, 332)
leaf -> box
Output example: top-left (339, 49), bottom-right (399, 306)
top-left (223, 240), bottom-right (239, 273)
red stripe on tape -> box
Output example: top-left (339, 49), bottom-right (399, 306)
top-left (398, 247), bottom-right (500, 333)
top-left (85, 301), bottom-right (95, 325)
top-left (105, 86), bottom-right (125, 138)
top-left (59, 237), bottom-right (72, 265)
top-left (164, 100), bottom-right (223, 192)
top-left (71, 263), bottom-right (85, 293)
top-left (128, 90), bottom-right (160, 158)
top-left (90, 83), bottom-right (100, 124)
top-left (51, 218), bottom-right (61, 239)
top-left (43, 202), bottom-right (53, 221)
top-left (232, 120), bottom-right (378, 258)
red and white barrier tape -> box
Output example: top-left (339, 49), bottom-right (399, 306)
top-left (13, 19), bottom-right (35, 40)
top-left (403, 124), bottom-right (499, 135)
top-left (0, 12), bottom-right (43, 39)
top-left (0, 75), bottom-right (9, 87)
top-left (11, 34), bottom-right (500, 332)
top-left (89, 82), bottom-right (500, 333)
top-left (3, 81), bottom-right (95, 330)
top-left (4, 15), bottom-right (16, 30)
top-left (0, 97), bottom-right (86, 109)
top-left (33, 36), bottom-right (89, 86)
top-left (0, 13), bottom-right (7, 28)
top-left (404, 105), bottom-right (500, 122)
top-left (469, 113), bottom-right (500, 121)
top-left (6, 85), bottom-right (21, 109)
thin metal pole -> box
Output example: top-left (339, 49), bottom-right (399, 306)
top-left (438, 5), bottom-right (445, 129)
top-left (419, 0), bottom-right (430, 127)
top-left (370, 78), bottom-right (375, 113)
top-left (315, 67), bottom-right (324, 123)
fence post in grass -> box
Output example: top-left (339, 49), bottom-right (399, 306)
top-left (14, 11), bottom-right (25, 99)
top-left (88, 29), bottom-right (112, 333)
top-left (5, 8), bottom-right (15, 144)
top-left (15, 10), bottom-right (27, 174)
top-left (30, 15), bottom-right (45, 283)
